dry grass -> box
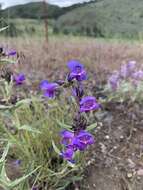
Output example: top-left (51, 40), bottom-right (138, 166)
top-left (1, 36), bottom-right (143, 83)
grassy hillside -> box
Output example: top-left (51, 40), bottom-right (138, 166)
top-left (54, 0), bottom-right (143, 38)
top-left (1, 1), bottom-right (96, 20)
top-left (2, 2), bottom-right (62, 19)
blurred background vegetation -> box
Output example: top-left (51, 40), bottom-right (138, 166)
top-left (0, 0), bottom-right (143, 39)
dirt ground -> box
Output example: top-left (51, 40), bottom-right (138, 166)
top-left (81, 101), bottom-right (143, 190)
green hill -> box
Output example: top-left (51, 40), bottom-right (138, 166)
top-left (1, 1), bottom-right (95, 19)
top-left (54, 0), bottom-right (143, 38)
top-left (2, 2), bottom-right (62, 19)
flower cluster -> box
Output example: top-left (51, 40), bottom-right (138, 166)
top-left (60, 130), bottom-right (94, 163)
top-left (59, 60), bottom-right (100, 162)
top-left (38, 60), bottom-right (100, 162)
top-left (108, 60), bottom-right (143, 90)
top-left (40, 80), bottom-right (59, 98)
top-left (2, 56), bottom-right (100, 164)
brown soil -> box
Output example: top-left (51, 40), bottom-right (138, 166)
top-left (82, 101), bottom-right (143, 190)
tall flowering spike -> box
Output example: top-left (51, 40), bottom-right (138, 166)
top-left (108, 71), bottom-right (120, 90)
top-left (40, 80), bottom-right (59, 99)
top-left (73, 130), bottom-right (94, 151)
top-left (13, 73), bottom-right (25, 85)
top-left (60, 130), bottom-right (74, 146)
top-left (67, 60), bottom-right (87, 81)
top-left (60, 148), bottom-right (75, 163)
top-left (80, 96), bottom-right (100, 112)
top-left (120, 61), bottom-right (136, 79)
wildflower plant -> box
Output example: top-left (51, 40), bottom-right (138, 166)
top-left (106, 60), bottom-right (143, 102)
top-left (0, 56), bottom-right (101, 189)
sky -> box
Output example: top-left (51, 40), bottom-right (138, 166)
top-left (0, 0), bottom-right (91, 8)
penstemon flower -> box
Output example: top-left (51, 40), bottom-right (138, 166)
top-left (108, 72), bottom-right (120, 90)
top-left (80, 96), bottom-right (100, 112)
top-left (60, 148), bottom-right (75, 163)
top-left (67, 60), bottom-right (87, 81)
top-left (120, 61), bottom-right (136, 79)
top-left (132, 70), bottom-right (143, 80)
top-left (6, 50), bottom-right (17, 56)
top-left (13, 73), bottom-right (25, 85)
top-left (40, 80), bottom-right (59, 98)
top-left (60, 129), bottom-right (94, 162)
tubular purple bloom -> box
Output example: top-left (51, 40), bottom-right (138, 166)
top-left (120, 61), bottom-right (136, 79)
top-left (67, 60), bottom-right (87, 81)
top-left (40, 81), bottom-right (59, 98)
top-left (108, 72), bottom-right (120, 90)
top-left (127, 60), bottom-right (136, 71)
top-left (132, 70), bottom-right (143, 80)
top-left (67, 60), bottom-right (84, 71)
top-left (7, 50), bottom-right (17, 56)
top-left (80, 96), bottom-right (100, 112)
top-left (69, 69), bottom-right (87, 81)
top-left (13, 73), bottom-right (25, 85)
top-left (73, 130), bottom-right (94, 151)
top-left (39, 80), bottom-right (49, 90)
top-left (60, 148), bottom-right (74, 162)
top-left (60, 130), bottom-right (74, 146)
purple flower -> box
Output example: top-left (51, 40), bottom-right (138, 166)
top-left (40, 80), bottom-right (59, 98)
top-left (67, 60), bottom-right (87, 81)
top-left (60, 130), bottom-right (94, 162)
top-left (60, 148), bottom-right (74, 162)
top-left (127, 60), bottom-right (136, 70)
top-left (39, 80), bottom-right (49, 90)
top-left (120, 61), bottom-right (136, 79)
top-left (132, 70), bottom-right (143, 80)
top-left (108, 72), bottom-right (120, 90)
top-left (73, 130), bottom-right (94, 151)
top-left (6, 50), bottom-right (17, 56)
top-left (60, 130), bottom-right (74, 146)
top-left (80, 96), bottom-right (100, 112)
top-left (14, 159), bottom-right (21, 166)
top-left (13, 73), bottom-right (25, 85)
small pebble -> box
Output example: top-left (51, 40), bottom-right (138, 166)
top-left (127, 173), bottom-right (133, 178)
top-left (105, 135), bottom-right (110, 140)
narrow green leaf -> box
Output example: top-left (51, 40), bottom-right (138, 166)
top-left (56, 120), bottom-right (72, 130)
top-left (86, 123), bottom-right (97, 131)
top-left (9, 166), bottom-right (41, 188)
top-left (52, 140), bottom-right (61, 155)
top-left (19, 125), bottom-right (41, 134)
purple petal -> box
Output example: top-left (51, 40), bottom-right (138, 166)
top-left (7, 50), bottom-right (17, 56)
top-left (67, 60), bottom-right (84, 71)
top-left (60, 148), bottom-right (74, 161)
top-left (13, 73), bottom-right (25, 85)
top-left (40, 80), bottom-right (49, 90)
top-left (80, 96), bottom-right (100, 112)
